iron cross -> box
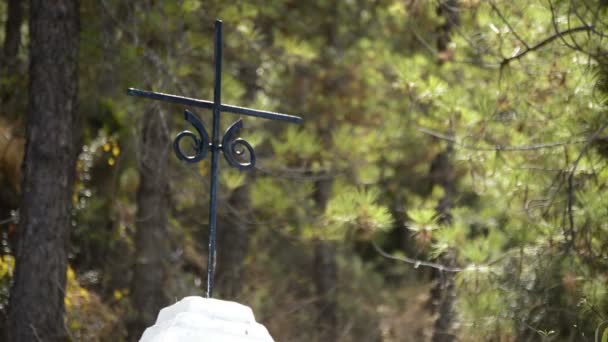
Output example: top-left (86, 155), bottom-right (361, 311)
top-left (128, 19), bottom-right (302, 298)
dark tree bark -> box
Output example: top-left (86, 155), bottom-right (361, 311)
top-left (312, 178), bottom-right (338, 341)
top-left (313, 239), bottom-right (338, 338)
top-left (430, 2), bottom-right (460, 340)
top-left (216, 184), bottom-right (251, 299)
top-left (214, 61), bottom-right (258, 300)
top-left (6, 1), bottom-right (79, 341)
top-left (128, 105), bottom-right (171, 340)
top-left (215, 56), bottom-right (262, 300)
top-left (310, 3), bottom-right (342, 338)
top-left (436, 0), bottom-right (460, 53)
top-left (430, 143), bottom-right (458, 342)
top-left (430, 253), bottom-right (457, 342)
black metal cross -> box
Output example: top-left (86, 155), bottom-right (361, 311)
top-left (127, 19), bottom-right (302, 298)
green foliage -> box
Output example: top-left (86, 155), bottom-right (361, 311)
top-left (323, 184), bottom-right (393, 240)
top-left (0, 256), bottom-right (14, 313)
top-left (65, 267), bottom-right (124, 340)
top-left (3, 0), bottom-right (607, 340)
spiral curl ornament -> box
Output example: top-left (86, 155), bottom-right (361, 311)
top-left (173, 111), bottom-right (255, 170)
top-left (173, 110), bottom-right (211, 163)
top-left (221, 119), bottom-right (256, 170)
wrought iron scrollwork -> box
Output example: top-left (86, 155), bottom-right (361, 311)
top-left (173, 110), bottom-right (210, 163)
top-left (173, 111), bottom-right (255, 170)
top-left (221, 119), bottom-right (255, 170)
top-left (129, 19), bottom-right (301, 299)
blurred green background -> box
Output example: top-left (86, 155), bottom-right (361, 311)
top-left (1, 0), bottom-right (607, 341)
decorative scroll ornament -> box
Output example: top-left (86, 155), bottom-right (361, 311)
top-left (221, 119), bottom-right (255, 170)
top-left (173, 110), bottom-right (210, 163)
top-left (128, 19), bottom-right (301, 299)
top-left (173, 110), bottom-right (255, 170)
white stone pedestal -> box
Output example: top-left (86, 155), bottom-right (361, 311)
top-left (139, 296), bottom-right (274, 342)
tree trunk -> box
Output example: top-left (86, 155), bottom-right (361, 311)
top-left (128, 105), bottom-right (170, 340)
top-left (430, 254), bottom-right (457, 342)
top-left (311, 4), bottom-right (341, 338)
top-left (430, 2), bottom-right (460, 339)
top-left (437, 0), bottom-right (460, 50)
top-left (214, 61), bottom-right (258, 300)
top-left (312, 178), bottom-right (338, 341)
top-left (6, 1), bottom-right (79, 341)
top-left (216, 184), bottom-right (251, 299)
top-left (431, 143), bottom-right (458, 342)
top-left (313, 239), bottom-right (338, 339)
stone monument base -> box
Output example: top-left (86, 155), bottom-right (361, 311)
top-left (139, 296), bottom-right (274, 342)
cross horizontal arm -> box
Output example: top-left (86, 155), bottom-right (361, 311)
top-left (127, 88), bottom-right (302, 124)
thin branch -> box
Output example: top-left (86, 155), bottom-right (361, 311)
top-left (488, 0), bottom-right (529, 49)
top-left (566, 120), bottom-right (608, 244)
top-left (0, 211), bottom-right (18, 225)
top-left (372, 240), bottom-right (464, 272)
top-left (0, 217), bottom-right (16, 225)
top-left (548, 0), bottom-right (579, 53)
top-left (372, 239), bottom-right (522, 276)
top-left (500, 25), bottom-right (594, 67)
top-left (417, 125), bottom-right (587, 151)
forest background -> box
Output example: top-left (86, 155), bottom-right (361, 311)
top-left (0, 0), bottom-right (607, 341)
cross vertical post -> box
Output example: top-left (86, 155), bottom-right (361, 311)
top-left (127, 19), bottom-right (302, 298)
top-left (207, 20), bottom-right (222, 298)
